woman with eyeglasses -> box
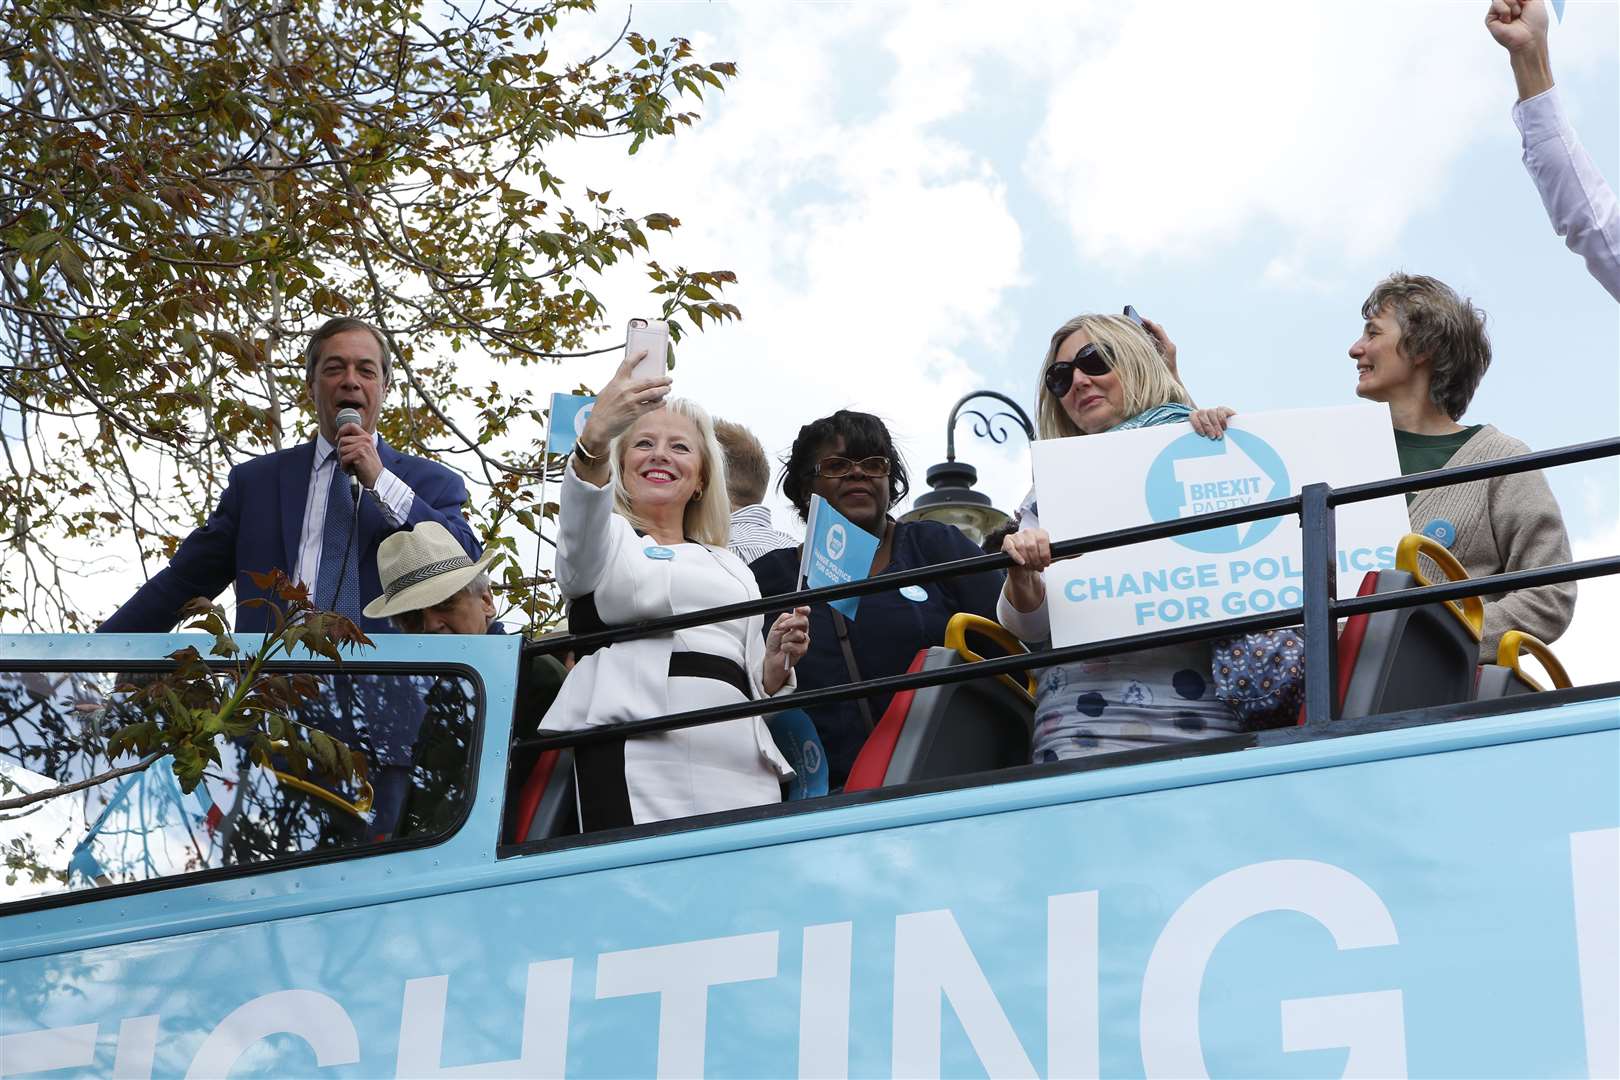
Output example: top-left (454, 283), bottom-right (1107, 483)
top-left (998, 314), bottom-right (1241, 764)
top-left (749, 410), bottom-right (1005, 789)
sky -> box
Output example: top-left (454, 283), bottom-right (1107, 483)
top-left (505, 0), bottom-right (1620, 683)
top-left (8, 1), bottom-right (1616, 682)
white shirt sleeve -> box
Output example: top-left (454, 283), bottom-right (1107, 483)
top-left (369, 467), bottom-right (416, 528)
top-left (554, 460), bottom-right (618, 598)
top-left (730, 550), bottom-right (797, 699)
top-left (996, 486), bottom-right (1052, 643)
top-left (1514, 86), bottom-right (1620, 302)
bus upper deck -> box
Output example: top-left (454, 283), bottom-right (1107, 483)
top-left (0, 438), bottom-right (1616, 1078)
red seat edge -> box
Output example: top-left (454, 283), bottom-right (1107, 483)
top-left (510, 748), bottom-right (561, 843)
top-left (1296, 570), bottom-right (1379, 725)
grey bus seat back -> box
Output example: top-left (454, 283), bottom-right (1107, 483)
top-left (883, 648), bottom-right (1036, 786)
top-left (1340, 570), bottom-right (1481, 720)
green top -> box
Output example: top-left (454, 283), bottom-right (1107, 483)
top-left (1395, 425), bottom-right (1483, 502)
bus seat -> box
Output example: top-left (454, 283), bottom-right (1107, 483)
top-left (1475, 630), bottom-right (1572, 699)
top-left (506, 653), bottom-right (575, 843)
top-left (1309, 534), bottom-right (1485, 721)
top-left (846, 615), bottom-right (1035, 792)
top-left (510, 747), bottom-right (577, 843)
top-left (843, 650), bottom-right (930, 792)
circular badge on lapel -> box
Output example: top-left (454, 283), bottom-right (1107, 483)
top-left (643, 545), bottom-right (676, 561)
top-left (1420, 518), bottom-right (1457, 548)
top-left (899, 585), bottom-right (929, 602)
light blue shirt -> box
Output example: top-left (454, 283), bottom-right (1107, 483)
top-left (294, 433), bottom-right (415, 590)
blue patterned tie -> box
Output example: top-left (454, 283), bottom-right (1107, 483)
top-left (314, 459), bottom-right (361, 618)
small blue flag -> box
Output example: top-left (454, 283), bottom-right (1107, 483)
top-left (1551, 0), bottom-right (1564, 20)
top-left (800, 495), bottom-right (880, 618)
top-left (766, 708), bottom-right (829, 800)
top-left (546, 393), bottom-right (597, 457)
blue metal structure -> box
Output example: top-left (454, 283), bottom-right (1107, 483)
top-left (2, 441), bottom-right (1618, 1078)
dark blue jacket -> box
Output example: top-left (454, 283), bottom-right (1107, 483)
top-left (99, 439), bottom-right (478, 636)
top-left (750, 520), bottom-right (1004, 787)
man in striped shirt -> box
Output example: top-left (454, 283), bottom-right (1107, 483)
top-left (714, 419), bottom-right (798, 566)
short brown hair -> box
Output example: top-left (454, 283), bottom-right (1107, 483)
top-left (713, 418), bottom-right (771, 508)
top-left (304, 317), bottom-right (391, 386)
top-left (1361, 273), bottom-right (1490, 420)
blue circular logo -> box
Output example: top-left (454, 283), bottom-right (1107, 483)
top-left (643, 545), bottom-right (675, 561)
top-left (1421, 517), bottom-right (1457, 548)
top-left (1144, 429), bottom-right (1289, 554)
top-left (825, 523), bottom-right (846, 561)
top-left (899, 585), bottom-right (928, 602)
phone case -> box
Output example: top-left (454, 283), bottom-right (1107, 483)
top-left (625, 319), bottom-right (669, 382)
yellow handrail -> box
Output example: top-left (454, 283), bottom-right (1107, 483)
top-left (1496, 630), bottom-right (1572, 692)
top-left (1395, 533), bottom-right (1484, 640)
top-left (270, 769), bottom-right (375, 818)
top-left (944, 613), bottom-right (1037, 700)
top-left (264, 737), bottom-right (375, 818)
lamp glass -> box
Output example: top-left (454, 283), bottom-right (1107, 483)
top-left (900, 502), bottom-right (1009, 546)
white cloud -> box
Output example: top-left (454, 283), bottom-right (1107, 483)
top-left (1026, 1), bottom-right (1516, 271)
top-left (525, 3), bottom-right (1035, 541)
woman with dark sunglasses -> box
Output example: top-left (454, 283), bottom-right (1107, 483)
top-left (750, 410), bottom-right (1005, 789)
top-left (999, 314), bottom-right (1241, 764)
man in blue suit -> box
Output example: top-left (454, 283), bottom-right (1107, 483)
top-left (100, 317), bottom-right (480, 636)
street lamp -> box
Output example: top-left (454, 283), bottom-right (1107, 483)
top-left (900, 391), bottom-right (1035, 545)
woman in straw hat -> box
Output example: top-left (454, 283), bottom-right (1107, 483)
top-left (545, 351), bottom-right (811, 829)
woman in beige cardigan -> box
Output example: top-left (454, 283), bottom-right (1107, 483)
top-left (1195, 272), bottom-right (1575, 659)
top-left (1345, 272), bottom-right (1574, 658)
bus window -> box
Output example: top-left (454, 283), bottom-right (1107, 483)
top-left (0, 665), bottom-right (479, 905)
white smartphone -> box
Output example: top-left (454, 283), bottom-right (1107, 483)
top-left (625, 318), bottom-right (669, 383)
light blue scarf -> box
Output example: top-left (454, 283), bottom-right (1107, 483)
top-left (1107, 401), bottom-right (1193, 432)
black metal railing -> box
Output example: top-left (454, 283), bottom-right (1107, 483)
top-left (517, 435), bottom-right (1620, 754)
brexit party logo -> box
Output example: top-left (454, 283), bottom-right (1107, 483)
top-left (824, 522), bottom-right (847, 561)
top-left (1145, 430), bottom-right (1290, 554)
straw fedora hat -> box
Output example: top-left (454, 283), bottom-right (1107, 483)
top-left (362, 521), bottom-right (499, 620)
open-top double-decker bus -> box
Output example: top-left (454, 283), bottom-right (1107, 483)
top-left (1, 440), bottom-right (1616, 1078)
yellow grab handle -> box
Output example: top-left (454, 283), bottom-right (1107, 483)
top-left (944, 613), bottom-right (1037, 699)
top-left (1496, 630), bottom-right (1572, 692)
top-left (263, 738), bottom-right (375, 818)
top-left (1395, 532), bottom-right (1484, 640)
top-left (271, 769), bottom-right (375, 818)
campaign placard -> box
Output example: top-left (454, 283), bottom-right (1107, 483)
top-left (1030, 404), bottom-right (1410, 647)
top-left (799, 494), bottom-right (879, 618)
top-left (545, 393), bottom-right (597, 457)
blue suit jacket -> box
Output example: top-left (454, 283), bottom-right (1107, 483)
top-left (99, 439), bottom-right (480, 636)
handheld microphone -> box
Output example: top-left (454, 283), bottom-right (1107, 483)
top-left (334, 407), bottom-right (363, 497)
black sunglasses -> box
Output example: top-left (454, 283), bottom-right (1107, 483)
top-left (1043, 342), bottom-right (1113, 397)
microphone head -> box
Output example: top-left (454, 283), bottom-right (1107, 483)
top-left (334, 407), bottom-right (363, 432)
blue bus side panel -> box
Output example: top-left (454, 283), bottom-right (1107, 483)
top-left (2, 725), bottom-right (1616, 1078)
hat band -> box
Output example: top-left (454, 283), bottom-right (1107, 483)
top-left (385, 555), bottom-right (476, 600)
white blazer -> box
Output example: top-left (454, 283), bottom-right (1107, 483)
top-left (541, 464), bottom-right (792, 803)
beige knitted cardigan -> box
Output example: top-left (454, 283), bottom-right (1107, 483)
top-left (1406, 424), bottom-right (1575, 660)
